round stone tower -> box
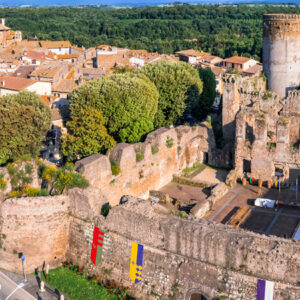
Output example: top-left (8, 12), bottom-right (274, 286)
top-left (263, 14), bottom-right (300, 98)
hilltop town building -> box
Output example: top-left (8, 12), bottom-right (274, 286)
top-left (0, 18), bottom-right (22, 48)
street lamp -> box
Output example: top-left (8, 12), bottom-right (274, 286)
top-left (18, 253), bottom-right (26, 282)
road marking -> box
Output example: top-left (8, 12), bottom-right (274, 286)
top-left (265, 208), bottom-right (283, 236)
top-left (0, 271), bottom-right (35, 300)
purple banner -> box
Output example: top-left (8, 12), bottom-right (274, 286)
top-left (257, 279), bottom-right (266, 300)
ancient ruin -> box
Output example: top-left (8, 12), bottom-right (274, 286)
top-left (0, 13), bottom-right (300, 300)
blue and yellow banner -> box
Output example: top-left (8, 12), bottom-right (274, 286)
top-left (129, 242), bottom-right (143, 284)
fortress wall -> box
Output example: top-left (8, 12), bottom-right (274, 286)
top-left (75, 125), bottom-right (215, 206)
top-left (263, 14), bottom-right (300, 98)
top-left (0, 195), bottom-right (70, 273)
top-left (67, 196), bottom-right (300, 300)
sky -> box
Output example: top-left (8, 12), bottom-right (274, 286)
top-left (0, 0), bottom-right (299, 7)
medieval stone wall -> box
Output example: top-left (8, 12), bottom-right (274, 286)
top-left (1, 190), bottom-right (299, 299)
top-left (222, 74), bottom-right (266, 145)
top-left (234, 90), bottom-right (300, 182)
top-left (0, 194), bottom-right (70, 273)
top-left (67, 196), bottom-right (300, 300)
top-left (75, 125), bottom-right (215, 206)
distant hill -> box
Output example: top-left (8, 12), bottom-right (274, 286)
top-left (0, 0), bottom-right (299, 7)
top-left (1, 4), bottom-right (300, 59)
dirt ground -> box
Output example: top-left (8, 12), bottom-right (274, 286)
top-left (204, 184), bottom-right (300, 238)
top-left (191, 167), bottom-right (228, 184)
top-left (159, 182), bottom-right (209, 204)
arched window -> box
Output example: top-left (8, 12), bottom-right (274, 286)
top-left (190, 294), bottom-right (208, 300)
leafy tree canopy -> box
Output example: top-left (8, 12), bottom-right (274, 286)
top-left (2, 5), bottom-right (300, 59)
top-left (69, 73), bottom-right (159, 138)
top-left (61, 108), bottom-right (116, 161)
top-left (141, 61), bottom-right (203, 128)
top-left (0, 91), bottom-right (51, 165)
top-left (119, 119), bottom-right (154, 144)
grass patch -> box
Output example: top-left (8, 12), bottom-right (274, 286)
top-left (172, 177), bottom-right (210, 189)
top-left (151, 145), bottom-right (159, 154)
top-left (182, 162), bottom-right (204, 177)
top-left (110, 160), bottom-right (121, 176)
top-left (41, 266), bottom-right (133, 300)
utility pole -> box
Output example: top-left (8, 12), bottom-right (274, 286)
top-left (296, 178), bottom-right (298, 203)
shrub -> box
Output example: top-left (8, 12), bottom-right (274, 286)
top-left (177, 146), bottom-right (182, 156)
top-left (110, 160), bottom-right (121, 176)
top-left (101, 203), bottom-right (112, 217)
top-left (22, 187), bottom-right (49, 197)
top-left (40, 163), bottom-right (89, 195)
top-left (206, 115), bottom-right (212, 128)
top-left (0, 174), bottom-right (7, 191)
top-left (25, 163), bottom-right (33, 175)
top-left (166, 136), bottom-right (174, 148)
top-left (7, 161), bottom-right (33, 190)
top-left (135, 147), bottom-right (144, 162)
top-left (54, 169), bottom-right (89, 194)
top-left (151, 145), bottom-right (159, 155)
top-left (7, 190), bottom-right (22, 198)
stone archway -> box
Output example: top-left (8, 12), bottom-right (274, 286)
top-left (185, 289), bottom-right (210, 300)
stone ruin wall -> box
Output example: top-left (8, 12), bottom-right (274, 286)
top-left (222, 74), bottom-right (267, 145)
top-left (0, 194), bottom-right (70, 273)
top-left (67, 196), bottom-right (300, 300)
top-left (75, 124), bottom-right (217, 206)
top-left (234, 89), bottom-right (300, 182)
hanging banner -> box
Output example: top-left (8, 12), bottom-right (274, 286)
top-left (129, 242), bottom-right (143, 284)
top-left (256, 279), bottom-right (274, 300)
top-left (90, 226), bottom-right (104, 265)
top-left (274, 181), bottom-right (280, 189)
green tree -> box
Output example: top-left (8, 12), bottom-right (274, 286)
top-left (69, 73), bottom-right (158, 138)
top-left (141, 61), bottom-right (203, 128)
top-left (61, 108), bottom-right (116, 161)
top-left (0, 91), bottom-right (51, 165)
top-left (119, 119), bottom-right (154, 143)
top-left (193, 67), bottom-right (217, 120)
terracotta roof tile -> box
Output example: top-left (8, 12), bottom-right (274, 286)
top-left (176, 49), bottom-right (209, 57)
top-left (0, 76), bottom-right (36, 91)
top-left (53, 79), bottom-right (77, 93)
top-left (40, 40), bottom-right (71, 49)
top-left (223, 56), bottom-right (251, 64)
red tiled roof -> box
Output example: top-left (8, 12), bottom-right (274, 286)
top-left (0, 76), bottom-right (36, 91)
top-left (223, 56), bottom-right (251, 64)
top-left (40, 41), bottom-right (71, 49)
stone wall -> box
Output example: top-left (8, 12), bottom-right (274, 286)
top-left (0, 194), bottom-right (70, 273)
top-left (263, 14), bottom-right (300, 98)
top-left (222, 74), bottom-right (266, 145)
top-left (67, 196), bottom-right (300, 300)
top-left (234, 90), bottom-right (300, 182)
top-left (75, 124), bottom-right (215, 206)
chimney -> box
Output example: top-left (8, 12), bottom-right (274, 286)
top-left (1, 19), bottom-right (5, 26)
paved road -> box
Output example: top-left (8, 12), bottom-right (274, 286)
top-left (0, 271), bottom-right (36, 300)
